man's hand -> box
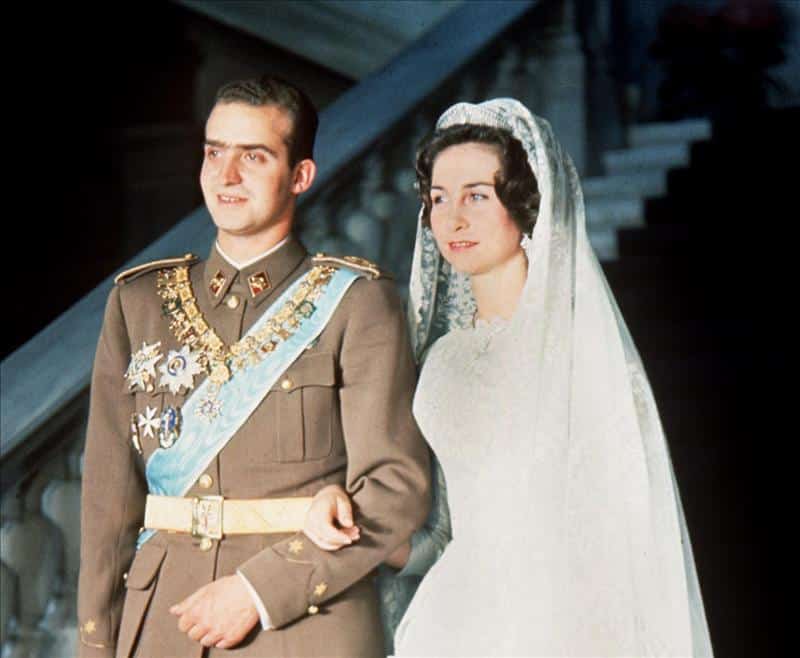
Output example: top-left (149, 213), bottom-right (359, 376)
top-left (304, 484), bottom-right (360, 550)
top-left (170, 575), bottom-right (260, 649)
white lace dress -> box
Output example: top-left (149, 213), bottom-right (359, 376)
top-left (395, 98), bottom-right (712, 658)
top-left (395, 318), bottom-right (541, 657)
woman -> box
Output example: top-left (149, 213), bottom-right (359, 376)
top-left (305, 99), bottom-right (713, 657)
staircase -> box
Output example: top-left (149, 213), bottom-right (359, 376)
top-left (602, 106), bottom-right (795, 658)
top-left (584, 118), bottom-right (711, 259)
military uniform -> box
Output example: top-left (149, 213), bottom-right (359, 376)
top-left (77, 236), bottom-right (431, 658)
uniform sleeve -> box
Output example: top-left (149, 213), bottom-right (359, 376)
top-left (397, 450), bottom-right (452, 578)
top-left (77, 286), bottom-right (147, 658)
top-left (238, 278), bottom-right (431, 628)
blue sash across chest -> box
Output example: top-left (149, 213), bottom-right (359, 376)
top-left (138, 266), bottom-right (363, 547)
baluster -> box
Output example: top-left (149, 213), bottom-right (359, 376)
top-left (1, 559), bottom-right (18, 651)
top-left (0, 461), bottom-right (65, 657)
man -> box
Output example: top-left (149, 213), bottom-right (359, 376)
top-left (77, 76), bottom-right (430, 658)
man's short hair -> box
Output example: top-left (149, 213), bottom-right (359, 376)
top-left (214, 76), bottom-right (318, 166)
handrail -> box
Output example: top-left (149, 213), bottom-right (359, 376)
top-left (0, 0), bottom-right (535, 461)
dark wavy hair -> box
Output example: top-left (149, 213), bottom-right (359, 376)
top-left (214, 75), bottom-right (318, 166)
top-left (415, 124), bottom-right (540, 234)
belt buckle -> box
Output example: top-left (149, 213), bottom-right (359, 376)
top-left (191, 495), bottom-right (223, 540)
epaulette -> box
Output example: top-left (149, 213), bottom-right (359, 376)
top-left (311, 253), bottom-right (392, 280)
top-left (114, 253), bottom-right (199, 286)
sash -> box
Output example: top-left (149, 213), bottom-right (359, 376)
top-left (138, 266), bottom-right (363, 547)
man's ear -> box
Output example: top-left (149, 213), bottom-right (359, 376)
top-left (292, 159), bottom-right (317, 195)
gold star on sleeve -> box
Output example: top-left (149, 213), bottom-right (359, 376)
top-left (313, 582), bottom-right (328, 597)
top-left (83, 619), bottom-right (97, 634)
top-left (288, 539), bottom-right (304, 555)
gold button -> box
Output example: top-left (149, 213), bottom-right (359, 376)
top-left (225, 294), bottom-right (240, 309)
top-left (307, 605), bottom-right (319, 615)
top-left (199, 537), bottom-right (213, 551)
top-left (198, 474), bottom-right (213, 489)
top-left (281, 378), bottom-right (293, 391)
top-left (122, 572), bottom-right (128, 581)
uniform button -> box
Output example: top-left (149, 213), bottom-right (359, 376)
top-left (198, 474), bottom-right (213, 489)
top-left (122, 572), bottom-right (128, 581)
top-left (225, 294), bottom-right (240, 309)
top-left (280, 377), bottom-right (293, 391)
top-left (199, 537), bottom-right (213, 552)
top-left (307, 605), bottom-right (319, 615)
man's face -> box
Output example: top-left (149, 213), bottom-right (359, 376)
top-left (200, 102), bottom-right (299, 240)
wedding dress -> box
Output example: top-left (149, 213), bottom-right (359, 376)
top-left (389, 99), bottom-right (713, 657)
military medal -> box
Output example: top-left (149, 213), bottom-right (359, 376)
top-left (130, 413), bottom-right (143, 455)
top-left (158, 406), bottom-right (182, 448)
top-left (138, 405), bottom-right (161, 439)
top-left (158, 345), bottom-right (204, 394)
top-left (157, 264), bottom-right (339, 422)
top-left (196, 397), bottom-right (222, 423)
top-left (125, 341), bottom-right (163, 392)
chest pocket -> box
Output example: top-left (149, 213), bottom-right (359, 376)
top-left (272, 352), bottom-right (337, 462)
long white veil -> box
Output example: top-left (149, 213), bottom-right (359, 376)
top-left (407, 99), bottom-right (713, 656)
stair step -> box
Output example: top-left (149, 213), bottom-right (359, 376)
top-left (628, 119), bottom-right (712, 147)
top-left (588, 227), bottom-right (618, 261)
top-left (585, 197), bottom-right (643, 229)
top-left (582, 171), bottom-right (667, 201)
top-left (603, 143), bottom-right (690, 175)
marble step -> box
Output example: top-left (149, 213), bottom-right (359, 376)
top-left (588, 226), bottom-right (618, 261)
top-left (585, 197), bottom-right (643, 229)
top-left (628, 119), bottom-right (711, 148)
top-left (582, 171), bottom-right (667, 202)
top-left (602, 143), bottom-right (690, 176)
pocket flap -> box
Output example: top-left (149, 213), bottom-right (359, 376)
top-left (271, 352), bottom-right (336, 392)
top-left (125, 542), bottom-right (167, 590)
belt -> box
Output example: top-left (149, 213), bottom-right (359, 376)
top-left (144, 494), bottom-right (312, 539)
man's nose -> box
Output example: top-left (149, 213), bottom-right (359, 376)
top-left (220, 154), bottom-right (242, 185)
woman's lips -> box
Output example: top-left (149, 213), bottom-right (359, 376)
top-left (448, 240), bottom-right (478, 252)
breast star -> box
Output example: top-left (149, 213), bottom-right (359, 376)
top-left (288, 539), bottom-right (304, 555)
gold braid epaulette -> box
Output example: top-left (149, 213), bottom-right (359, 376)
top-left (114, 253), bottom-right (199, 285)
top-left (311, 253), bottom-right (391, 280)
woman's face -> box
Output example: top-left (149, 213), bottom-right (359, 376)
top-left (429, 142), bottom-right (522, 276)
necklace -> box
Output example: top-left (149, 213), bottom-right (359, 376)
top-left (156, 264), bottom-right (337, 403)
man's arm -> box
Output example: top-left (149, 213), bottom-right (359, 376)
top-left (238, 277), bottom-right (431, 628)
top-left (77, 286), bottom-right (147, 658)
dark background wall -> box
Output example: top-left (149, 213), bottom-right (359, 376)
top-left (4, 2), bottom-right (352, 360)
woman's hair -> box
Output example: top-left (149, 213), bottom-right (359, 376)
top-left (415, 123), bottom-right (540, 234)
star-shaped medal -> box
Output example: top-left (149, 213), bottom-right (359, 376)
top-left (196, 397), bottom-right (222, 423)
top-left (158, 345), bottom-right (204, 394)
top-left (137, 405), bottom-right (161, 439)
top-left (125, 341), bottom-right (163, 392)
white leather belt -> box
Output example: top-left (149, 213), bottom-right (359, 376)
top-left (144, 494), bottom-right (312, 539)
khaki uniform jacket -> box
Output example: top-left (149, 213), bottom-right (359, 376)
top-left (77, 237), bottom-right (430, 658)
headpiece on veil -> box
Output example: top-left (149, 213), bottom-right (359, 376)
top-left (407, 99), bottom-right (713, 656)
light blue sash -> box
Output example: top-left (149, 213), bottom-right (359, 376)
top-left (139, 266), bottom-right (363, 547)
